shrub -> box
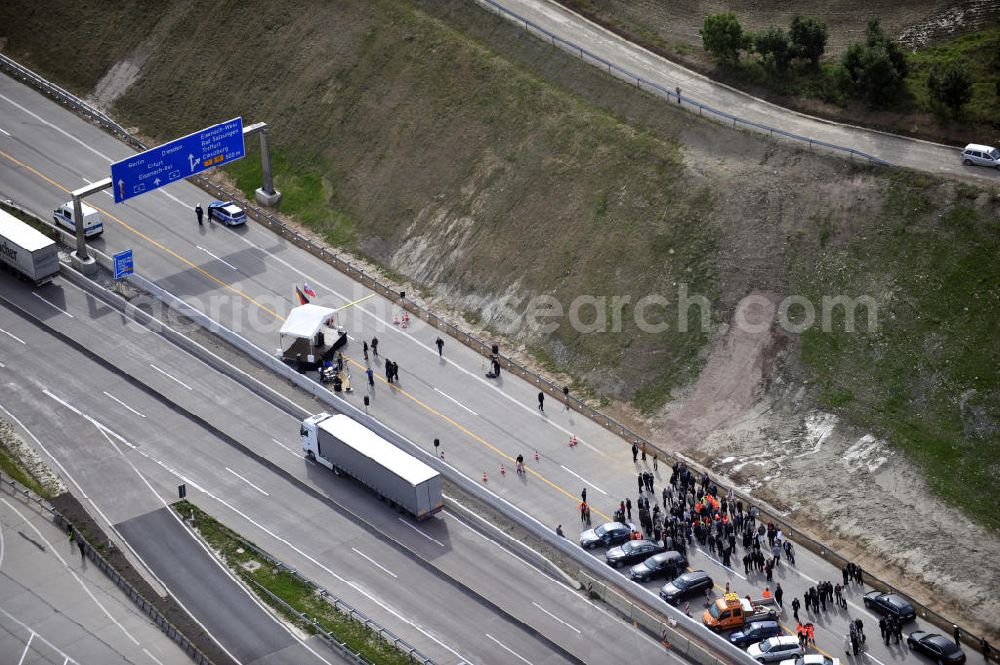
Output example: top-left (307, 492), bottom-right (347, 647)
top-left (789, 16), bottom-right (828, 67)
top-left (927, 62), bottom-right (973, 111)
top-left (754, 26), bottom-right (791, 72)
top-left (701, 13), bottom-right (749, 65)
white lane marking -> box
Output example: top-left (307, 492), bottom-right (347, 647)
top-left (0, 607), bottom-right (79, 665)
top-left (142, 647), bottom-right (166, 665)
top-left (345, 580), bottom-right (474, 664)
top-left (42, 388), bottom-right (84, 417)
top-left (397, 517), bottom-right (444, 547)
top-left (864, 653), bottom-right (887, 665)
top-left (0, 360), bottom-right (5, 368)
top-left (693, 547), bottom-right (747, 580)
top-left (158, 188), bottom-right (190, 208)
top-left (225, 467), bottom-right (270, 496)
top-left (0, 328), bottom-right (25, 344)
top-left (532, 601), bottom-right (581, 634)
top-left (229, 229), bottom-right (608, 457)
top-left (433, 387), bottom-right (478, 416)
top-left (32, 293), bottom-right (74, 318)
top-left (350, 547), bottom-right (398, 578)
top-left (559, 464), bottom-right (608, 495)
top-left (271, 438), bottom-right (305, 459)
top-left (149, 364), bottom-right (193, 390)
top-left (17, 631), bottom-right (34, 665)
top-left (103, 391), bottom-right (146, 418)
top-left (0, 127), bottom-right (10, 136)
top-left (2, 498), bottom-right (140, 645)
top-left (0, 93), bottom-right (117, 162)
top-left (485, 633), bottom-right (533, 664)
top-left (196, 246), bottom-right (237, 270)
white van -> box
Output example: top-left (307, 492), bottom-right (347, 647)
top-left (53, 201), bottom-right (104, 237)
top-left (961, 144), bottom-right (1000, 169)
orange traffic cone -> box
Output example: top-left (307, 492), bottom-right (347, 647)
top-left (482, 471), bottom-right (488, 483)
top-left (500, 464), bottom-right (506, 476)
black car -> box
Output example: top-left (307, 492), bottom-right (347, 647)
top-left (730, 620), bottom-right (783, 648)
top-left (907, 631), bottom-right (966, 665)
top-left (629, 550), bottom-right (688, 582)
top-left (606, 540), bottom-right (664, 568)
top-left (863, 591), bottom-right (916, 622)
top-left (580, 522), bottom-right (635, 550)
top-left (659, 571), bottom-right (713, 605)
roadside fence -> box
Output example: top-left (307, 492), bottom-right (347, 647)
top-left (0, 472), bottom-right (216, 665)
top-left (1, 52), bottom-right (984, 651)
top-left (472, 0), bottom-right (891, 166)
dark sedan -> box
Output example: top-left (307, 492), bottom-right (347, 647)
top-left (580, 522), bottom-right (635, 549)
top-left (606, 540), bottom-right (664, 568)
top-left (907, 631), bottom-right (966, 665)
top-left (863, 591), bottom-right (916, 622)
top-left (659, 570), bottom-right (713, 605)
top-left (629, 550), bottom-right (688, 582)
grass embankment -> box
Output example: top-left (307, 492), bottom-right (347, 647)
top-left (173, 500), bottom-right (414, 665)
top-left (790, 174), bottom-right (1000, 529)
top-left (0, 419), bottom-right (56, 499)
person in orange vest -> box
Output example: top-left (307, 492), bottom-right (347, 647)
top-left (806, 622), bottom-right (815, 645)
top-left (762, 586), bottom-right (773, 600)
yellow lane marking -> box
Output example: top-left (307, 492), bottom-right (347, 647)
top-left (0, 149), bottom-right (282, 320)
top-left (334, 293), bottom-right (376, 311)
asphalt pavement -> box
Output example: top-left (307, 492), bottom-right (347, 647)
top-left (0, 69), bottom-right (988, 665)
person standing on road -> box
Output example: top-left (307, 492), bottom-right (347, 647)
top-left (537, 391), bottom-right (544, 412)
top-left (562, 385), bottom-right (569, 410)
top-left (384, 358), bottom-right (393, 384)
top-left (981, 638), bottom-right (992, 663)
top-left (392, 361), bottom-right (400, 385)
top-left (362, 340), bottom-right (369, 360)
top-left (371, 336), bottom-right (379, 357)
top-left (435, 337), bottom-right (444, 357)
top-left (556, 524), bottom-right (564, 537)
top-left (774, 583), bottom-right (783, 607)
top-left (791, 596), bottom-right (800, 622)
top-left (631, 442), bottom-right (638, 463)
top-left (954, 625), bottom-right (963, 645)
top-left (879, 617), bottom-right (888, 644)
top-left (366, 367), bottom-right (374, 388)
top-left (625, 498), bottom-right (632, 521)
top-left (842, 565), bottom-right (850, 586)
top-left (581, 487), bottom-right (587, 505)
top-left (195, 203), bottom-right (204, 226)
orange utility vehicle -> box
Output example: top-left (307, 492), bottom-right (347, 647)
top-left (703, 592), bottom-right (779, 631)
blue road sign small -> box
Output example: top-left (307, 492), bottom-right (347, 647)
top-left (110, 118), bottom-right (245, 203)
top-left (113, 249), bottom-right (134, 279)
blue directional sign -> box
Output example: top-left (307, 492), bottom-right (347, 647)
top-left (110, 117), bottom-right (245, 203)
top-left (113, 249), bottom-right (134, 279)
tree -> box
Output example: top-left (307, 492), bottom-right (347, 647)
top-left (754, 26), bottom-right (791, 72)
top-left (841, 18), bottom-right (909, 105)
top-left (701, 13), bottom-right (748, 65)
top-left (863, 18), bottom-right (908, 78)
top-left (927, 62), bottom-right (973, 111)
top-left (788, 16), bottom-right (828, 67)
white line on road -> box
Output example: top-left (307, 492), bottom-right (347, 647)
top-left (559, 465), bottom-right (608, 495)
top-left (158, 188), bottom-right (189, 208)
top-left (0, 127), bottom-right (10, 136)
top-left (149, 364), bottom-right (193, 390)
top-left (432, 387), bottom-right (478, 415)
top-left (350, 547), bottom-right (398, 578)
top-left (0, 93), bottom-right (116, 162)
top-left (0, 607), bottom-right (79, 665)
top-left (32, 293), bottom-right (74, 318)
top-left (142, 647), bottom-right (166, 665)
top-left (485, 633), bottom-right (533, 665)
top-left (195, 246), bottom-right (238, 270)
top-left (271, 438), bottom-right (304, 459)
top-left (0, 328), bottom-right (25, 344)
top-left (225, 467), bottom-right (270, 496)
top-left (532, 601), bottom-right (581, 634)
top-left (0, 360), bottom-right (5, 368)
top-left (17, 630), bottom-right (34, 665)
top-left (864, 653), bottom-right (887, 665)
top-left (103, 391), bottom-right (146, 418)
top-left (42, 388), bottom-right (84, 417)
top-left (397, 517), bottom-right (444, 547)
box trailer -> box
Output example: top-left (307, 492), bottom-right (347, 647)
top-left (0, 209), bottom-right (59, 286)
top-left (300, 413), bottom-right (444, 520)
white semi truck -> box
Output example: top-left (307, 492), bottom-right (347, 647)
top-left (0, 208), bottom-right (59, 286)
top-left (300, 413), bottom-right (444, 520)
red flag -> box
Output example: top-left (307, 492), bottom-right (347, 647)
top-left (303, 282), bottom-right (317, 298)
top-left (295, 286), bottom-right (309, 305)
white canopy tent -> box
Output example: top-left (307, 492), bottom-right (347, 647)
top-left (278, 304), bottom-right (343, 364)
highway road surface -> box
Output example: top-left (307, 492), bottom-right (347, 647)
top-left (0, 69), bottom-right (987, 665)
top-left (0, 276), bottom-right (674, 665)
top-left (0, 487), bottom-right (191, 665)
top-left (483, 0), bottom-right (1000, 186)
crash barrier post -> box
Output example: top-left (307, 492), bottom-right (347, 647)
top-left (0, 472), bottom-right (216, 665)
top-left (0, 54), bottom-right (985, 652)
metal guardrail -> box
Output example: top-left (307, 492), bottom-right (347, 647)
top-left (0, 472), bottom-right (216, 665)
top-left (472, 0), bottom-right (892, 166)
top-left (1, 53), bottom-right (986, 651)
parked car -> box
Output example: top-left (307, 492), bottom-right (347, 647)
top-left (606, 539), bottom-right (663, 568)
top-left (629, 550), bottom-right (688, 582)
top-left (907, 631), bottom-right (966, 665)
top-left (746, 635), bottom-right (803, 663)
top-left (659, 570), bottom-right (713, 605)
top-left (863, 591), bottom-right (916, 623)
top-left (207, 200), bottom-right (247, 226)
top-left (961, 144), bottom-right (1000, 169)
top-left (580, 522), bottom-right (635, 549)
top-left (730, 621), bottom-right (783, 648)
top-left (777, 655), bottom-right (839, 665)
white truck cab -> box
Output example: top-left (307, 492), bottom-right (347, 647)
top-left (53, 201), bottom-right (104, 237)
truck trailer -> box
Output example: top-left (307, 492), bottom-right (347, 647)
top-left (0, 209), bottom-right (59, 286)
top-left (300, 413), bottom-right (444, 520)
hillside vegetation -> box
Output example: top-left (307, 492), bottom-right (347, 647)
top-left (0, 0), bottom-right (996, 527)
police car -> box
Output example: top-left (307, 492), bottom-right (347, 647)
top-left (207, 201), bottom-right (247, 226)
